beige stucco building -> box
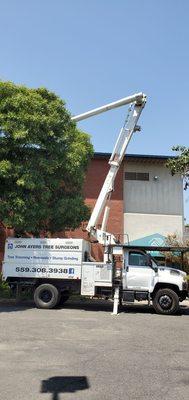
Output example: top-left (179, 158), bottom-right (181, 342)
top-left (123, 154), bottom-right (184, 245)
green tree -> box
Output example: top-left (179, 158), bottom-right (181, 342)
top-left (167, 146), bottom-right (189, 190)
top-left (164, 234), bottom-right (189, 274)
top-left (0, 81), bottom-right (93, 235)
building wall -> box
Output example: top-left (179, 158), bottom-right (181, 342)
top-left (124, 213), bottom-right (184, 243)
top-left (124, 161), bottom-right (183, 215)
top-left (123, 160), bottom-right (184, 242)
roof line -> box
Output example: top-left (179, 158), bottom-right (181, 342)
top-left (94, 152), bottom-right (175, 160)
top-left (110, 245), bottom-right (189, 253)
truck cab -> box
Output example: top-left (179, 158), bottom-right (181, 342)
top-left (120, 246), bottom-right (188, 314)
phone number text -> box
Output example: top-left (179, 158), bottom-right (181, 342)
top-left (15, 267), bottom-right (71, 274)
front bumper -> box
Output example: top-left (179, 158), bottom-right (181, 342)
top-left (180, 280), bottom-right (188, 301)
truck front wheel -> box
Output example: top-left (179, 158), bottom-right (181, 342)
top-left (152, 288), bottom-right (179, 315)
top-left (34, 284), bottom-right (60, 309)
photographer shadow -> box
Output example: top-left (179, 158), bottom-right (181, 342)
top-left (41, 376), bottom-right (89, 400)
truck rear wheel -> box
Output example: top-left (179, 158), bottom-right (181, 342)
top-left (152, 288), bottom-right (179, 315)
top-left (34, 284), bottom-right (60, 309)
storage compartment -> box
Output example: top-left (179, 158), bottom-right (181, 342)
top-left (122, 291), bottom-right (135, 302)
top-left (81, 262), bottom-right (112, 296)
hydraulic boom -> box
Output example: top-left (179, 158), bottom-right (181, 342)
top-left (71, 93), bottom-right (146, 245)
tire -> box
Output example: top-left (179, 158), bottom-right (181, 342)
top-left (152, 288), bottom-right (179, 315)
top-left (59, 290), bottom-right (70, 305)
top-left (34, 284), bottom-right (60, 309)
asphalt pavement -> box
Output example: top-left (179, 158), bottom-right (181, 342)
top-left (0, 298), bottom-right (189, 400)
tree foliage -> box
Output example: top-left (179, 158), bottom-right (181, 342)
top-left (164, 234), bottom-right (189, 274)
top-left (0, 81), bottom-right (93, 235)
top-left (167, 146), bottom-right (189, 190)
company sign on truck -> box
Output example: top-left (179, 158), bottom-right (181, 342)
top-left (3, 238), bottom-right (90, 280)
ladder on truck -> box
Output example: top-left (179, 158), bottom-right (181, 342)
top-left (71, 92), bottom-right (147, 314)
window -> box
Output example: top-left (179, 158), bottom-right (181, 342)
top-left (125, 172), bottom-right (149, 181)
top-left (129, 252), bottom-right (149, 267)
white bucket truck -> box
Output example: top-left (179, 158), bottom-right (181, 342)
top-left (3, 238), bottom-right (188, 314)
top-left (2, 93), bottom-right (188, 314)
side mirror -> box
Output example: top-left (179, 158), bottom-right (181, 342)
top-left (146, 254), bottom-right (152, 267)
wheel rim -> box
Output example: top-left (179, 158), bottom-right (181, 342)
top-left (39, 289), bottom-right (52, 303)
top-left (159, 294), bottom-right (173, 310)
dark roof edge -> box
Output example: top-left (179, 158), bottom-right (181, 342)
top-left (94, 152), bottom-right (175, 160)
top-left (110, 245), bottom-right (189, 253)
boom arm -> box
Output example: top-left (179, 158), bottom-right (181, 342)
top-left (71, 93), bottom-right (146, 245)
top-left (71, 92), bottom-right (145, 122)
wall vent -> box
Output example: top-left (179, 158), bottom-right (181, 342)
top-left (125, 172), bottom-right (149, 181)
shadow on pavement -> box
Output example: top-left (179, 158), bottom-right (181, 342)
top-left (63, 298), bottom-right (156, 314)
top-left (0, 299), bottom-right (34, 313)
top-left (0, 297), bottom-right (188, 315)
top-left (40, 376), bottom-right (89, 400)
top-left (177, 304), bottom-right (189, 316)
top-left (63, 298), bottom-right (189, 315)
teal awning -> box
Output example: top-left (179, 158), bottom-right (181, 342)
top-left (128, 233), bottom-right (166, 257)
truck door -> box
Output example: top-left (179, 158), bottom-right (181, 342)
top-left (123, 251), bottom-right (155, 290)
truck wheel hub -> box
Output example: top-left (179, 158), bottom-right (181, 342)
top-left (40, 290), bottom-right (52, 303)
top-left (159, 294), bottom-right (172, 309)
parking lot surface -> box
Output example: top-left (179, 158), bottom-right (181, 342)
top-left (0, 298), bottom-right (189, 400)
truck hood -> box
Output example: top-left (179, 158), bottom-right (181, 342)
top-left (157, 266), bottom-right (186, 277)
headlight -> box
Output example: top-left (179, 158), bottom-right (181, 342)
top-left (170, 270), bottom-right (180, 276)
